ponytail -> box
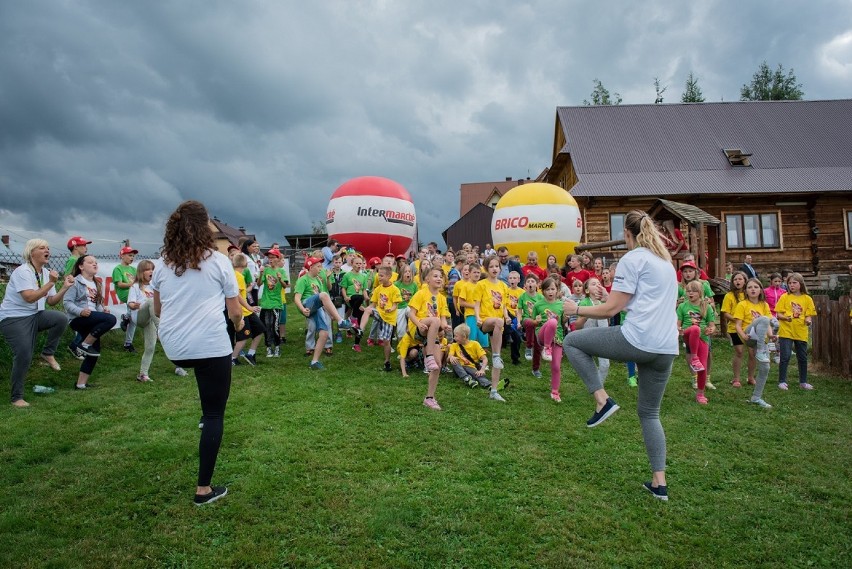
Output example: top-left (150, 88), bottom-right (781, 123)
top-left (624, 211), bottom-right (671, 262)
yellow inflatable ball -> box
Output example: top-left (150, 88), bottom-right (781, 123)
top-left (491, 183), bottom-right (582, 268)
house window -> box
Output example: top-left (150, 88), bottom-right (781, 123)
top-left (845, 209), bottom-right (852, 249)
top-left (725, 212), bottom-right (780, 249)
top-left (609, 213), bottom-right (626, 249)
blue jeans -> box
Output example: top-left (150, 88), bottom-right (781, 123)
top-left (303, 294), bottom-right (330, 333)
top-left (778, 338), bottom-right (808, 384)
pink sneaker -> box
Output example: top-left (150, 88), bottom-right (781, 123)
top-left (695, 393), bottom-right (708, 405)
top-left (731, 379), bottom-right (742, 388)
top-left (367, 339), bottom-right (376, 347)
top-left (689, 357), bottom-right (705, 372)
top-left (550, 390), bottom-right (561, 403)
top-left (352, 345), bottom-right (362, 353)
top-left (799, 383), bottom-right (814, 390)
top-left (424, 355), bottom-right (439, 372)
top-left (423, 397), bottom-right (442, 411)
top-left (541, 346), bottom-right (553, 362)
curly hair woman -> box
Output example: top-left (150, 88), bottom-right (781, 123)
top-left (152, 200), bottom-right (244, 505)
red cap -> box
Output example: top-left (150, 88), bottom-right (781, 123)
top-left (227, 244), bottom-right (239, 252)
top-left (67, 236), bottom-right (92, 250)
top-left (368, 256), bottom-right (382, 267)
top-left (681, 261), bottom-right (697, 270)
top-left (304, 257), bottom-right (321, 270)
top-left (395, 254), bottom-right (407, 260)
top-left (120, 246), bottom-right (138, 256)
top-left (266, 249), bottom-right (282, 258)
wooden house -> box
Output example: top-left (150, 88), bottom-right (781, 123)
top-left (545, 99), bottom-right (852, 280)
top-left (209, 216), bottom-right (256, 254)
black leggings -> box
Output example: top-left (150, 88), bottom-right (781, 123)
top-left (173, 355), bottom-right (232, 487)
top-left (70, 312), bottom-right (117, 375)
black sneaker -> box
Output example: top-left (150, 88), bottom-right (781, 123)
top-left (231, 358), bottom-right (240, 366)
top-left (242, 354), bottom-right (257, 366)
top-left (120, 314), bottom-right (130, 332)
top-left (75, 383), bottom-right (96, 390)
top-left (586, 397), bottom-right (620, 428)
top-left (67, 344), bottom-right (84, 360)
top-left (194, 486), bottom-right (227, 506)
top-left (643, 482), bottom-right (669, 501)
top-left (383, 361), bottom-right (392, 372)
top-left (123, 344), bottom-right (137, 353)
top-left (78, 345), bottom-right (101, 358)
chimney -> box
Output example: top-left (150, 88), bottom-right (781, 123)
top-left (238, 226), bottom-right (246, 233)
top-left (1, 235), bottom-right (9, 247)
top-left (505, 176), bottom-right (512, 181)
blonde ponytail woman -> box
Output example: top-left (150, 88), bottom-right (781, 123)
top-left (562, 210), bottom-right (678, 501)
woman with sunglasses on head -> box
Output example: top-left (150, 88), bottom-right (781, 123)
top-left (152, 200), bottom-right (244, 506)
top-left (563, 210), bottom-right (679, 501)
top-left (0, 239), bottom-right (75, 407)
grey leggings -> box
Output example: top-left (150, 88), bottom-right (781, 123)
top-left (0, 311), bottom-right (68, 403)
top-left (563, 325), bottom-right (675, 472)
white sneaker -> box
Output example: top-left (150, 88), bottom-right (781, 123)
top-left (492, 355), bottom-right (504, 370)
top-left (751, 398), bottom-right (772, 409)
top-left (274, 346), bottom-right (280, 357)
top-left (489, 390), bottom-right (506, 402)
top-left (524, 348), bottom-right (533, 361)
top-left (756, 350), bottom-right (770, 363)
top-left (174, 367), bottom-right (188, 377)
top-left (266, 347), bottom-right (274, 358)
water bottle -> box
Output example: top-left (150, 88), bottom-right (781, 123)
top-left (33, 385), bottom-right (55, 394)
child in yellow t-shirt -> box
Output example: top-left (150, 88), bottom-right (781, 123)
top-left (359, 266), bottom-right (401, 371)
top-left (407, 267), bottom-right (451, 410)
top-left (504, 270), bottom-right (524, 365)
top-left (474, 256), bottom-right (510, 401)
top-left (775, 272), bottom-right (816, 390)
top-left (448, 324), bottom-right (489, 388)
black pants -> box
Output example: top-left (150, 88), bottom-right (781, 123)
top-left (259, 308), bottom-right (281, 348)
top-left (173, 355), bottom-right (232, 487)
top-left (502, 323), bottom-right (523, 364)
top-left (70, 312), bottom-right (117, 375)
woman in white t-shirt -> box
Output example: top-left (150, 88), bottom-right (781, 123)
top-left (0, 239), bottom-right (75, 407)
top-left (562, 210), bottom-right (679, 502)
top-left (151, 200), bottom-right (243, 506)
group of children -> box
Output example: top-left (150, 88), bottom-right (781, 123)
top-left (53, 234), bottom-right (821, 415)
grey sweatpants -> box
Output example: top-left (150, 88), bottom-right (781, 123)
top-left (0, 311), bottom-right (68, 403)
top-left (563, 325), bottom-right (675, 472)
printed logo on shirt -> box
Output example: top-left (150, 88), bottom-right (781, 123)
top-left (379, 292), bottom-right (388, 309)
top-left (688, 310), bottom-right (700, 326)
top-left (491, 289), bottom-right (503, 309)
top-left (750, 309), bottom-right (762, 319)
top-left (791, 301), bottom-right (802, 318)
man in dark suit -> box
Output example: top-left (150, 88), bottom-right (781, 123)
top-left (739, 254), bottom-right (758, 279)
top-left (496, 246), bottom-right (523, 284)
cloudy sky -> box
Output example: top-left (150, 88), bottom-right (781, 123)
top-left (1, 0), bottom-right (850, 255)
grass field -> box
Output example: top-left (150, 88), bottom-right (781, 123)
top-left (1, 307), bottom-right (850, 568)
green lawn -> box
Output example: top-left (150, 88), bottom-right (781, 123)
top-left (1, 308), bottom-right (850, 568)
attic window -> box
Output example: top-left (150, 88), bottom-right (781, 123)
top-left (724, 148), bottom-right (752, 167)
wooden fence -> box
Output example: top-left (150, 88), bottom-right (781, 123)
top-left (812, 295), bottom-right (852, 379)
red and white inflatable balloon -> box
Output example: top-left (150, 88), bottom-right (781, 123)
top-left (326, 176), bottom-right (416, 261)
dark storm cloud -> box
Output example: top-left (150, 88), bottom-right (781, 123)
top-left (1, 0), bottom-right (850, 253)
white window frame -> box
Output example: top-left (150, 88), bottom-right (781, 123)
top-left (723, 210), bottom-right (783, 250)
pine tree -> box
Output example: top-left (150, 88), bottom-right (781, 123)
top-left (681, 72), bottom-right (705, 103)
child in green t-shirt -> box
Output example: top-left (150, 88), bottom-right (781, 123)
top-left (259, 249), bottom-right (287, 357)
top-left (518, 273), bottom-right (543, 375)
top-left (676, 280), bottom-right (717, 405)
top-left (114, 246), bottom-right (138, 352)
top-left (534, 276), bottom-right (568, 403)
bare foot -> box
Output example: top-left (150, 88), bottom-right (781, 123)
top-left (12, 400), bottom-right (30, 408)
top-left (40, 355), bottom-right (61, 371)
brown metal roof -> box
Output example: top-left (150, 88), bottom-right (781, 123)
top-left (555, 99), bottom-right (852, 197)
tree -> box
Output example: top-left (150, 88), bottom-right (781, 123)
top-left (311, 220), bottom-right (327, 235)
top-left (653, 77), bottom-right (667, 104)
top-left (740, 61), bottom-right (804, 101)
top-left (681, 72), bottom-right (705, 103)
top-left (583, 79), bottom-right (622, 106)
